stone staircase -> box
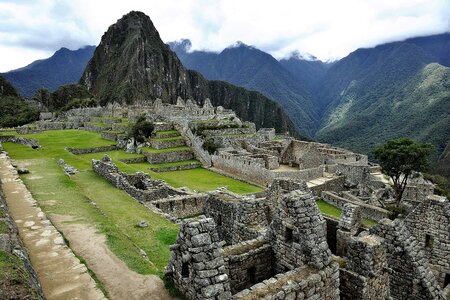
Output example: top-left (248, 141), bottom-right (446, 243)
top-left (141, 122), bottom-right (201, 171)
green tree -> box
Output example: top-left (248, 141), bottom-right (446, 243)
top-left (129, 116), bottom-right (154, 147)
top-left (373, 138), bottom-right (433, 214)
top-left (32, 88), bottom-right (52, 109)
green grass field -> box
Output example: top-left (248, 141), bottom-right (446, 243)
top-left (1, 129), bottom-right (262, 276)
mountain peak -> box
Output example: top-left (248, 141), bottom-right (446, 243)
top-left (287, 50), bottom-right (318, 61)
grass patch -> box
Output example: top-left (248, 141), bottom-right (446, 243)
top-left (126, 166), bottom-right (263, 194)
top-left (155, 130), bottom-right (178, 135)
top-left (0, 250), bottom-right (40, 299)
top-left (151, 136), bottom-right (183, 142)
top-left (316, 199), bottom-right (342, 219)
top-left (87, 122), bottom-right (111, 128)
top-left (141, 146), bottom-right (190, 153)
top-left (0, 219), bottom-right (8, 234)
top-left (362, 218), bottom-right (378, 228)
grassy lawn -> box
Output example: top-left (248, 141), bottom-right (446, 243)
top-left (0, 250), bottom-right (40, 299)
top-left (316, 199), bottom-right (342, 219)
top-left (155, 130), bottom-right (178, 135)
top-left (1, 129), bottom-right (262, 275)
top-left (316, 199), bottom-right (377, 228)
top-left (151, 136), bottom-right (183, 141)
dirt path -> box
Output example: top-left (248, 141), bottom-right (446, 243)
top-left (0, 153), bottom-right (106, 300)
top-left (51, 215), bottom-right (176, 300)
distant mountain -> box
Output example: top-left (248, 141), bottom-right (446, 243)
top-left (315, 34), bottom-right (450, 160)
top-left (81, 11), bottom-right (299, 136)
top-left (1, 46), bottom-right (95, 98)
top-left (169, 40), bottom-right (329, 137)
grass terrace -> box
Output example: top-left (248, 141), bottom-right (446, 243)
top-left (150, 136), bottom-right (184, 142)
top-left (141, 146), bottom-right (190, 153)
top-left (1, 129), bottom-right (262, 277)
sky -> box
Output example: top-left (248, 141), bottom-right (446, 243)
top-left (0, 0), bottom-right (449, 72)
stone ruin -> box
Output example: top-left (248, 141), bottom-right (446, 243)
top-left (165, 178), bottom-right (448, 299)
top-left (4, 97), bottom-right (448, 299)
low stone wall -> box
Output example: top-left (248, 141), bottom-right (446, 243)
top-left (112, 123), bottom-right (128, 132)
top-left (143, 149), bottom-right (194, 164)
top-left (150, 138), bottom-right (186, 149)
top-left (233, 264), bottom-right (340, 300)
top-left (34, 121), bottom-right (79, 131)
top-left (223, 239), bottom-right (273, 294)
top-left (174, 123), bottom-right (212, 167)
top-left (83, 122), bottom-right (111, 133)
top-left (118, 157), bottom-right (147, 164)
top-left (202, 127), bottom-right (256, 137)
top-left (0, 136), bottom-right (39, 148)
top-left (67, 145), bottom-right (119, 155)
top-left (212, 154), bottom-right (273, 185)
top-left (274, 166), bottom-right (324, 183)
top-left (149, 162), bottom-right (201, 172)
top-left (154, 122), bottom-right (174, 132)
top-left (321, 191), bottom-right (388, 221)
top-left (153, 195), bottom-right (207, 219)
top-left (309, 176), bottom-right (345, 196)
top-left (101, 131), bottom-right (119, 141)
top-left (92, 157), bottom-right (189, 205)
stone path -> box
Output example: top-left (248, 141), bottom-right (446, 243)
top-left (0, 153), bottom-right (106, 300)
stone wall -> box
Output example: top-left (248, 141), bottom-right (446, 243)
top-left (101, 131), bottom-right (120, 141)
top-left (340, 234), bottom-right (390, 299)
top-left (152, 195), bottom-right (207, 219)
top-left (404, 195), bottom-right (450, 288)
top-left (336, 163), bottom-right (371, 187)
top-left (370, 219), bottom-right (445, 299)
top-left (309, 176), bottom-right (345, 197)
top-left (269, 190), bottom-right (333, 272)
top-left (321, 191), bottom-right (388, 221)
top-left (143, 149), bottom-right (194, 164)
top-left (150, 137), bottom-right (186, 149)
top-left (0, 136), bottom-right (39, 149)
top-left (66, 145), bottom-right (120, 154)
top-left (92, 156), bottom-right (189, 203)
top-left (165, 217), bottom-right (232, 300)
top-left (223, 239), bottom-right (273, 294)
top-left (233, 264), bottom-right (340, 300)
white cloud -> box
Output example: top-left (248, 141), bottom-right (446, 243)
top-left (0, 0), bottom-right (449, 71)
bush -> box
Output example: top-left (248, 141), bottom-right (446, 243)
top-left (202, 138), bottom-right (218, 154)
top-left (129, 116), bottom-right (154, 144)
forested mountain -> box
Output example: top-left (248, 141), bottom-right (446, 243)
top-left (315, 35), bottom-right (450, 160)
top-left (169, 40), bottom-right (326, 136)
top-left (171, 34), bottom-right (450, 167)
top-left (80, 11), bottom-right (299, 136)
top-left (0, 76), bottom-right (39, 127)
top-left (1, 46), bottom-right (95, 98)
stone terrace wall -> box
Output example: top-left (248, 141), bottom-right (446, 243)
top-left (66, 145), bottom-right (119, 154)
top-left (321, 191), bottom-right (388, 221)
top-left (309, 176), bottom-right (345, 196)
top-left (370, 219), bottom-right (445, 300)
top-left (223, 239), bottom-right (273, 294)
top-left (0, 136), bottom-right (39, 148)
top-left (404, 195), bottom-right (450, 288)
